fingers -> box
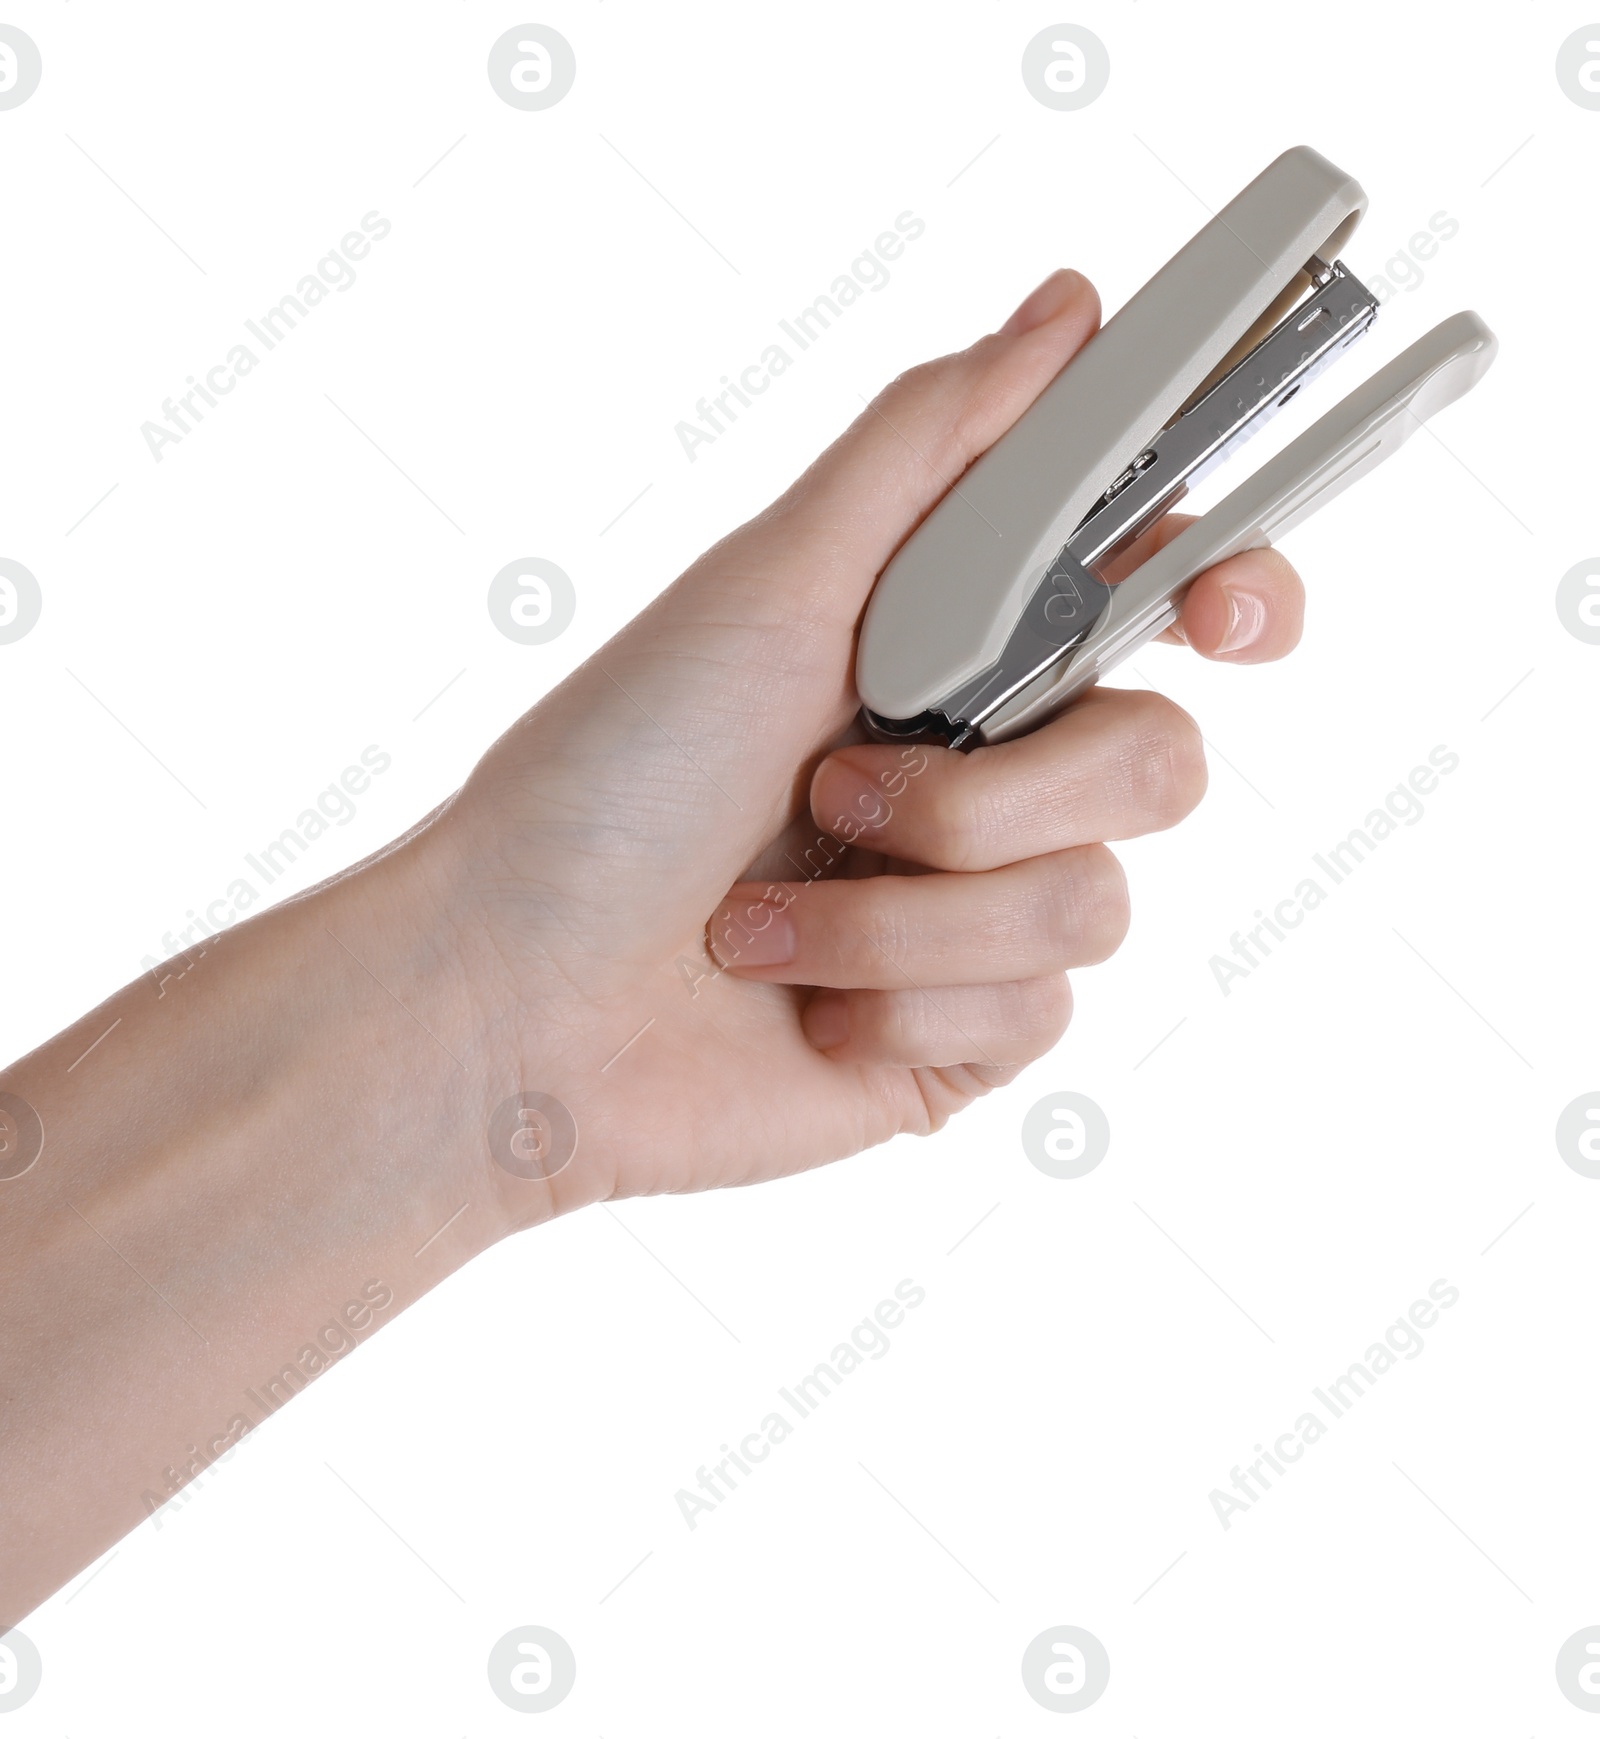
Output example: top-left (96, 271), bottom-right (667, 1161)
top-left (1101, 511), bottom-right (1305, 664)
top-left (809, 685), bottom-right (1207, 873)
top-left (801, 975), bottom-right (1073, 1068)
top-left (709, 845), bottom-right (1128, 988)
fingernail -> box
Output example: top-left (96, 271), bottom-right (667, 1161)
top-left (709, 900), bottom-right (795, 970)
top-left (1216, 587), bottom-right (1268, 655)
top-left (803, 992), bottom-right (850, 1052)
top-left (1000, 268), bottom-right (1084, 337)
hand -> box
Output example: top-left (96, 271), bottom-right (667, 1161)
top-left (0, 268), bottom-right (1305, 1623)
top-left (404, 268), bottom-right (1306, 1220)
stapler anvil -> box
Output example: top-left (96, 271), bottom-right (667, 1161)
top-left (854, 146), bottom-right (1496, 748)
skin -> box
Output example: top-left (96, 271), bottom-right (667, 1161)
top-left (0, 267), bottom-right (1304, 1626)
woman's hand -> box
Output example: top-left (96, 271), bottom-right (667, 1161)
top-left (408, 267), bottom-right (1306, 1222)
top-left (0, 268), bottom-right (1305, 1626)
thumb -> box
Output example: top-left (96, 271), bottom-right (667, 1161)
top-left (598, 267), bottom-right (1102, 718)
top-left (677, 267), bottom-right (1103, 642)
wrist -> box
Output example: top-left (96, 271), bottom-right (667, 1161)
top-left (309, 811), bottom-right (600, 1241)
top-left (284, 824), bottom-right (567, 1253)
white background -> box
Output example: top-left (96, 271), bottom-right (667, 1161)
top-left (2, 1), bottom-right (1597, 1732)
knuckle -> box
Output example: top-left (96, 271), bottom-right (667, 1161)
top-left (882, 352), bottom-right (963, 414)
top-left (876, 351), bottom-right (995, 486)
top-left (1076, 845), bottom-right (1131, 959)
top-left (870, 989), bottom-right (921, 1054)
top-left (847, 889), bottom-right (914, 978)
top-left (1033, 847), bottom-right (1128, 965)
top-left (918, 762), bottom-right (998, 871)
top-left (1009, 973), bottom-right (1074, 1061)
top-left (1124, 692), bottom-right (1208, 825)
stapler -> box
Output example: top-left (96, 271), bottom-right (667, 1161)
top-left (854, 146), bottom-right (1496, 748)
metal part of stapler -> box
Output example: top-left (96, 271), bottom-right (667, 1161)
top-left (855, 146), bottom-right (1497, 748)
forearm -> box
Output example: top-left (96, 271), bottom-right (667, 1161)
top-left (0, 834), bottom-right (517, 1626)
